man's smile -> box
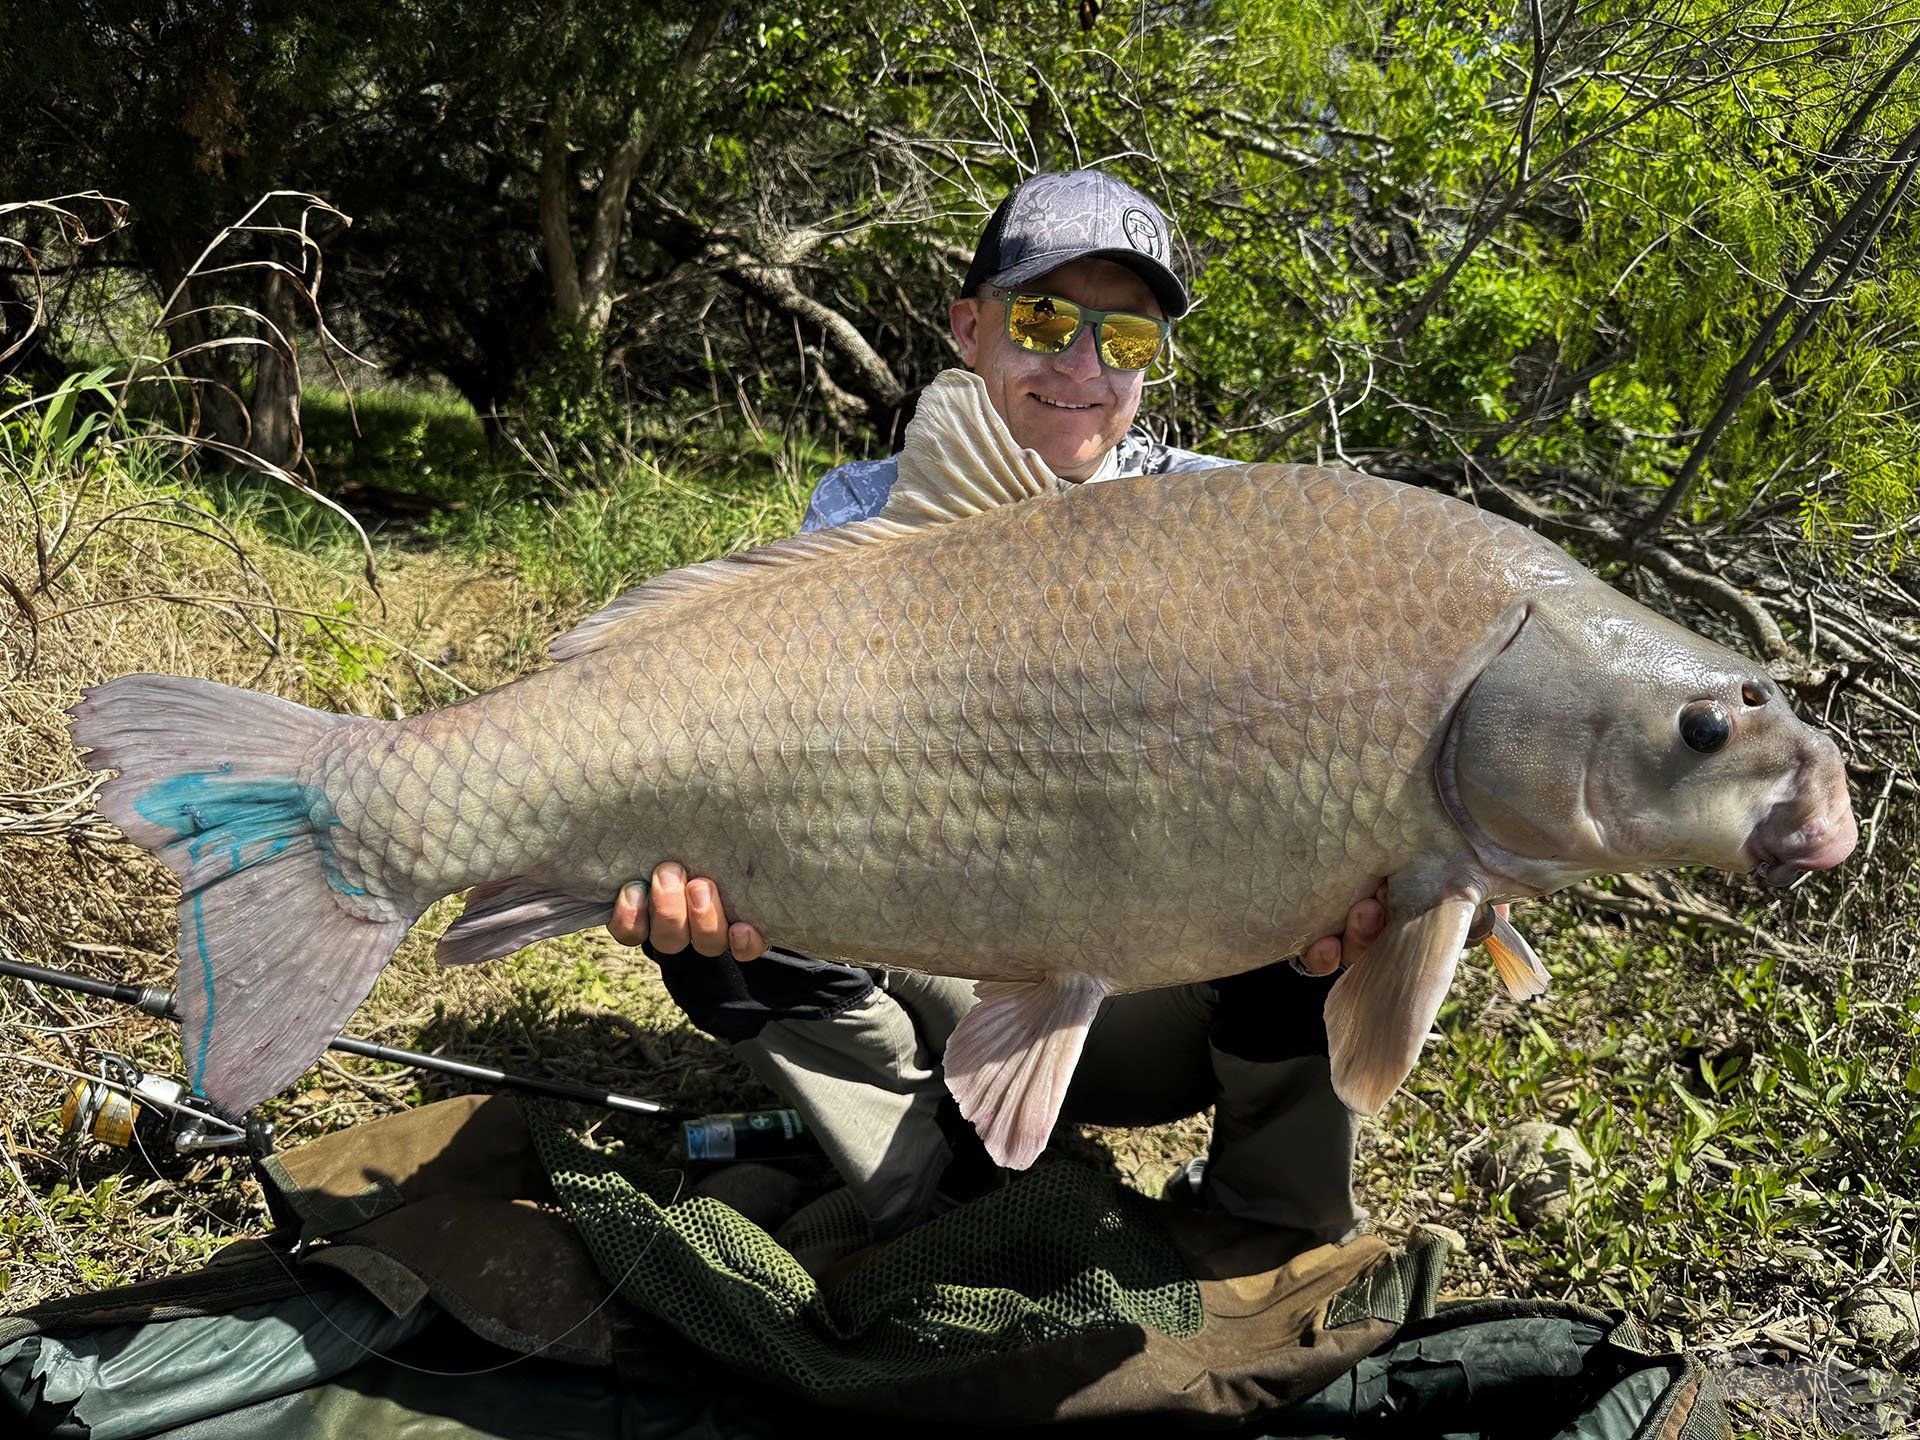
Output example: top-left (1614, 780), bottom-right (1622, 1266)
top-left (1030, 393), bottom-right (1100, 411)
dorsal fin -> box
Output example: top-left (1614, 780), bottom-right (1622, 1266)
top-left (548, 368), bottom-right (1059, 663)
top-left (881, 367), bottom-right (1061, 526)
top-left (548, 519), bottom-right (914, 661)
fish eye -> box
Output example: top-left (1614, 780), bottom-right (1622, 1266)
top-left (1679, 699), bottom-right (1731, 754)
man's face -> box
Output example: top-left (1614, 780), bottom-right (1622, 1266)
top-left (949, 258), bottom-right (1163, 482)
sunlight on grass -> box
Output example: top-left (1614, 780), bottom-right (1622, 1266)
top-left (1364, 901), bottom-right (1920, 1348)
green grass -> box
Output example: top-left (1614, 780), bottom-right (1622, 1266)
top-left (1, 370), bottom-right (837, 622)
top-left (220, 381), bottom-right (828, 618)
top-left (299, 381), bottom-right (494, 507)
top-left (427, 444), bottom-right (811, 617)
top-left (399, 389), bottom-right (828, 615)
top-left (1366, 900), bottom-right (1920, 1341)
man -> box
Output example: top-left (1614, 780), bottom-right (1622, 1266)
top-left (607, 170), bottom-right (1436, 1246)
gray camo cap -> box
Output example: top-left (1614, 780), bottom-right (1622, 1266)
top-left (962, 170), bottom-right (1190, 319)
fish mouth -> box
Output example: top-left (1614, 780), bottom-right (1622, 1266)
top-left (1746, 733), bottom-right (1859, 889)
top-left (1755, 856), bottom-right (1813, 889)
top-left (1747, 824), bottom-right (1858, 889)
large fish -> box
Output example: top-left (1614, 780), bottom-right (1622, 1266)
top-left (70, 370), bottom-right (1855, 1168)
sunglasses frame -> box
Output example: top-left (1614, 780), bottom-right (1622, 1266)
top-left (983, 285), bottom-right (1170, 372)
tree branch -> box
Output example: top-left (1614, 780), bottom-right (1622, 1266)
top-left (1638, 114), bottom-right (1920, 534)
top-left (577, 0), bottom-right (729, 328)
top-left (710, 238), bottom-right (907, 415)
top-left (1822, 27), bottom-right (1920, 167)
top-left (632, 204), bottom-right (907, 420)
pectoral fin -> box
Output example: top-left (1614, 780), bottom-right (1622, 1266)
top-left (943, 973), bottom-right (1110, 1171)
top-left (1484, 911), bottom-right (1549, 1000)
top-left (1323, 896), bottom-right (1477, 1115)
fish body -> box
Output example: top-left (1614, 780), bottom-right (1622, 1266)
top-left (72, 371), bottom-right (1856, 1166)
top-left (322, 461), bottom-right (1561, 981)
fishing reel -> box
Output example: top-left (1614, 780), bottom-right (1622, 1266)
top-left (60, 1053), bottom-right (274, 1163)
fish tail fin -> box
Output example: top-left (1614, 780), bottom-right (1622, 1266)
top-left (70, 675), bottom-right (419, 1114)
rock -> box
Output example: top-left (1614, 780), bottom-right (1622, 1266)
top-left (1838, 1287), bottom-right (1920, 1361)
top-left (1406, 1221), bottom-right (1467, 1256)
top-left (1477, 1121), bottom-right (1593, 1226)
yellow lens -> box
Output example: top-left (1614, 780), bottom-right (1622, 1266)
top-left (1007, 294), bottom-right (1081, 353)
top-left (1099, 314), bottom-right (1164, 371)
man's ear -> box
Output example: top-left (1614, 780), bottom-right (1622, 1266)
top-left (949, 297), bottom-right (982, 366)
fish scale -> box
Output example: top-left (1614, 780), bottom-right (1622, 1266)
top-left (71, 368), bottom-right (1855, 1167)
top-left (311, 460), bottom-right (1560, 995)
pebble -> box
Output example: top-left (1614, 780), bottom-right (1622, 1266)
top-left (1838, 1287), bottom-right (1920, 1362)
top-left (1405, 1221), bottom-right (1467, 1255)
top-left (1477, 1121), bottom-right (1594, 1225)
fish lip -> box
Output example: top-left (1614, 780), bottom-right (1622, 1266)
top-left (1744, 808), bottom-right (1858, 888)
top-left (1752, 852), bottom-right (1811, 889)
top-left (1748, 834), bottom-right (1853, 888)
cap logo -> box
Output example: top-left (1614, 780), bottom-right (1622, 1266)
top-left (1121, 207), bottom-right (1163, 260)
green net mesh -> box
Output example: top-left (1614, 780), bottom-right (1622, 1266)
top-left (528, 1108), bottom-right (1202, 1392)
top-left (772, 1184), bottom-right (874, 1269)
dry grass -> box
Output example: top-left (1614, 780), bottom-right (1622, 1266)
top-left (0, 406), bottom-right (595, 1299)
top-left (0, 444), bottom-right (795, 1304)
top-left (0, 331), bottom-right (826, 1310)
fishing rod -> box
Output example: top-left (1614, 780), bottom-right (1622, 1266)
top-left (0, 954), bottom-right (681, 1121)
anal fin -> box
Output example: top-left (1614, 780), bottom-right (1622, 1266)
top-left (438, 878), bottom-right (614, 967)
top-left (943, 972), bottom-right (1110, 1171)
top-left (1485, 911), bottom-right (1549, 1000)
top-left (1323, 897), bottom-right (1477, 1115)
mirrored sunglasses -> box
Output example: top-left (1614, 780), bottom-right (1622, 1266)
top-left (985, 286), bottom-right (1168, 372)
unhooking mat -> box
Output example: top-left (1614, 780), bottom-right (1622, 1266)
top-left (0, 1093), bottom-right (1728, 1437)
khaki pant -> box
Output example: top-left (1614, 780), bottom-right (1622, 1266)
top-left (734, 971), bottom-right (1363, 1240)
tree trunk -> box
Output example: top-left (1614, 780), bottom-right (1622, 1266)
top-left (246, 267), bottom-right (301, 472)
top-left (537, 0), bottom-right (730, 336)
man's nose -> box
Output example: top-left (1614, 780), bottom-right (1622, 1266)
top-left (1052, 323), bottom-right (1104, 381)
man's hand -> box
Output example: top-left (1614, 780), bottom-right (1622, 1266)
top-left (1291, 881), bottom-right (1512, 977)
top-left (608, 862), bottom-right (769, 960)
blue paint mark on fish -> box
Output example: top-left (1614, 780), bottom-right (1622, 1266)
top-left (188, 891), bottom-right (213, 1091)
top-left (132, 770), bottom-right (365, 894)
top-left (133, 769), bottom-right (366, 1094)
